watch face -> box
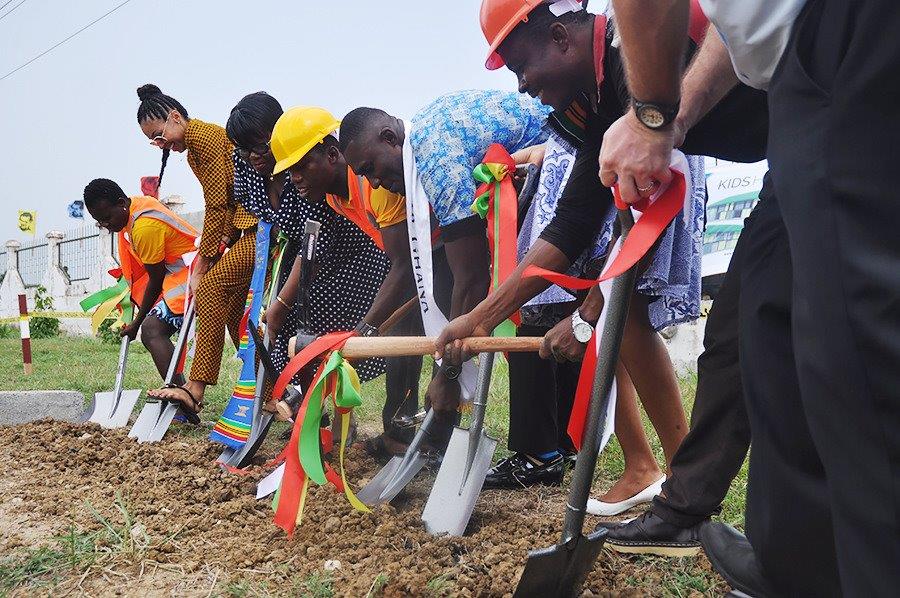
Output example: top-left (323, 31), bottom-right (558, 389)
top-left (638, 105), bottom-right (666, 129)
top-left (574, 322), bottom-right (593, 343)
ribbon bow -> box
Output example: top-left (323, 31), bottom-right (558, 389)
top-left (271, 332), bottom-right (370, 536)
top-left (472, 143), bottom-right (520, 337)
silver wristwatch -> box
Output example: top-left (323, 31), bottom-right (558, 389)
top-left (571, 310), bottom-right (594, 344)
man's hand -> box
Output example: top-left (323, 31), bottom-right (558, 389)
top-left (264, 297), bottom-right (289, 342)
top-left (119, 322), bottom-right (140, 341)
top-left (425, 374), bottom-right (461, 414)
top-left (540, 317), bottom-right (588, 362)
top-left (510, 143), bottom-right (546, 168)
top-left (599, 110), bottom-right (675, 205)
top-left (189, 257), bottom-right (212, 295)
top-left (434, 313), bottom-right (491, 360)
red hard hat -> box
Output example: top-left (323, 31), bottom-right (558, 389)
top-left (480, 0), bottom-right (543, 70)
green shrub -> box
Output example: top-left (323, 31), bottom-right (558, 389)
top-left (0, 323), bottom-right (17, 339)
top-left (96, 318), bottom-right (121, 345)
top-left (30, 286), bottom-right (60, 339)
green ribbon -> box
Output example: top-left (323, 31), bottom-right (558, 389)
top-left (79, 276), bottom-right (128, 312)
top-left (298, 351), bottom-right (362, 485)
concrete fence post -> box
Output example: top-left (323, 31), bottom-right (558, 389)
top-left (0, 240), bottom-right (25, 318)
top-left (89, 226), bottom-right (119, 292)
top-left (41, 230), bottom-right (69, 300)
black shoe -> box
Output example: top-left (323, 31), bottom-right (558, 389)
top-left (596, 510), bottom-right (702, 557)
top-left (561, 448), bottom-right (578, 467)
top-left (700, 522), bottom-right (775, 598)
top-left (483, 453), bottom-right (564, 489)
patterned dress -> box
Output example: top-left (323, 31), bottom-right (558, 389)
top-left (232, 155), bottom-right (390, 381)
top-left (409, 89), bottom-right (552, 227)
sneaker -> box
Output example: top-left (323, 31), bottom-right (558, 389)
top-left (597, 510), bottom-right (702, 557)
top-left (483, 453), bottom-right (564, 489)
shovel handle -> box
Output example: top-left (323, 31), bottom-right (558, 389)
top-left (288, 335), bottom-right (542, 359)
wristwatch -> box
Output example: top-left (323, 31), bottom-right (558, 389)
top-left (441, 363), bottom-right (461, 380)
top-left (632, 99), bottom-right (680, 130)
top-left (571, 310), bottom-right (595, 344)
top-left (354, 321), bottom-right (379, 337)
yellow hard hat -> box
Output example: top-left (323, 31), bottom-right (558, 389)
top-left (271, 106), bottom-right (341, 175)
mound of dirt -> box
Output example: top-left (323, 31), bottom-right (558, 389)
top-left (0, 421), bottom-right (724, 596)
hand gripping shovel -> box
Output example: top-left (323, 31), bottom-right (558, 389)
top-left (128, 298), bottom-right (196, 443)
top-left (421, 351), bottom-right (497, 536)
top-left (79, 337), bottom-right (142, 428)
top-left (514, 209), bottom-right (637, 598)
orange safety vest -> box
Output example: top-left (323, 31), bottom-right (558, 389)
top-left (325, 167), bottom-right (385, 250)
top-left (117, 196), bottom-right (199, 315)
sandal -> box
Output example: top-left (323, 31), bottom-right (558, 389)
top-left (151, 383), bottom-right (203, 425)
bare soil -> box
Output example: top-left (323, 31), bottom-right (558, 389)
top-left (0, 421), bottom-right (726, 597)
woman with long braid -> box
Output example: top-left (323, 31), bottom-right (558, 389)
top-left (135, 84), bottom-right (258, 416)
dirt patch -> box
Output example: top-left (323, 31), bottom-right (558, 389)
top-left (0, 421), bottom-right (725, 596)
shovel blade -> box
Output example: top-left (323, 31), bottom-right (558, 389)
top-left (356, 456), bottom-right (403, 506)
top-left (105, 389), bottom-right (142, 428)
top-left (128, 400), bottom-right (178, 443)
top-left (422, 426), bottom-right (497, 536)
top-left (375, 451), bottom-right (429, 504)
top-left (513, 529), bottom-right (607, 598)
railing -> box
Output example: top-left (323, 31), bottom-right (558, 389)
top-left (57, 224), bottom-right (111, 282)
top-left (16, 242), bottom-right (48, 288)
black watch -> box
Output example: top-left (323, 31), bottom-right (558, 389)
top-left (354, 321), bottom-right (379, 337)
top-left (632, 99), bottom-right (680, 130)
top-left (441, 363), bottom-right (461, 380)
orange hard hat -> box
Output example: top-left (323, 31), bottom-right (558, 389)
top-left (480, 0), bottom-right (543, 70)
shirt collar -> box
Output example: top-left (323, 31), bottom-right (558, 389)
top-left (593, 14), bottom-right (609, 104)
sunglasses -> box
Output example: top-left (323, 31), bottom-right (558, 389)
top-left (150, 114), bottom-right (172, 148)
top-left (236, 141), bottom-right (271, 160)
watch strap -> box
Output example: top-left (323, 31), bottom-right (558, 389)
top-left (632, 99), bottom-right (680, 129)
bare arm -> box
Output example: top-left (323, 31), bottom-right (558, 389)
top-left (121, 261), bottom-right (166, 340)
top-left (612, 0), bottom-right (690, 104)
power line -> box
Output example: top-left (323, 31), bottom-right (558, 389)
top-left (0, 0), bottom-right (30, 21)
top-left (0, 0), bottom-right (19, 13)
top-left (0, 0), bottom-right (135, 81)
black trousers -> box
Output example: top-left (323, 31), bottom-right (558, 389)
top-left (650, 184), bottom-right (771, 528)
top-left (759, 0), bottom-right (900, 594)
top-left (507, 324), bottom-right (580, 456)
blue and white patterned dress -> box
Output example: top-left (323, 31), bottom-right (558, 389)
top-left (409, 89), bottom-right (552, 226)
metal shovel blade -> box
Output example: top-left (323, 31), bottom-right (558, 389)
top-left (422, 426), bottom-right (497, 536)
top-left (128, 400), bottom-right (179, 443)
top-left (101, 389), bottom-right (142, 428)
top-left (513, 528), bottom-right (608, 598)
top-left (357, 410), bottom-right (436, 506)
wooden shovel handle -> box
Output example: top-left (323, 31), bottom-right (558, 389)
top-left (288, 335), bottom-right (542, 359)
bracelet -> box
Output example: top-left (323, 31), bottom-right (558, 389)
top-left (275, 296), bottom-right (291, 309)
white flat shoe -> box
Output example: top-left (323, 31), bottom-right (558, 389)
top-left (586, 475), bottom-right (666, 516)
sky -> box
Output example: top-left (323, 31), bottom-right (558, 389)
top-left (0, 0), bottom-right (527, 243)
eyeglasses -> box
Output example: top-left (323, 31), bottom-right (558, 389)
top-left (236, 142), bottom-right (271, 160)
top-left (150, 114), bottom-right (172, 148)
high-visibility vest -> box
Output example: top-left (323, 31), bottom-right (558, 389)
top-left (326, 167), bottom-right (385, 250)
top-left (118, 196), bottom-right (199, 315)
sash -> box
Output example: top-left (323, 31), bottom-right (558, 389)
top-left (210, 221), bottom-right (272, 448)
top-left (402, 121), bottom-right (476, 401)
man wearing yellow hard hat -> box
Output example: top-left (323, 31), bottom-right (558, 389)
top-left (269, 105), bottom-right (441, 458)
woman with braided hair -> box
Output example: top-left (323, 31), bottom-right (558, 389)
top-left (136, 83), bottom-right (258, 416)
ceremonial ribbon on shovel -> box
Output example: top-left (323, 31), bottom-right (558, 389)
top-left (270, 331), bottom-right (369, 536)
top-left (523, 156), bottom-right (688, 450)
top-left (472, 143), bottom-right (520, 338)
top-left (79, 268), bottom-right (135, 333)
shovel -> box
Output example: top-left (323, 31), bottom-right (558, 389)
top-left (421, 351), bottom-right (497, 536)
top-left (218, 324), bottom-right (303, 468)
top-left (79, 337), bottom-right (142, 428)
top-left (356, 408), bottom-right (438, 506)
top-left (128, 298), bottom-right (196, 443)
top-left (514, 209), bottom-right (637, 598)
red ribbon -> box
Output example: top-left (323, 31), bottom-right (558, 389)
top-left (522, 172), bottom-right (687, 448)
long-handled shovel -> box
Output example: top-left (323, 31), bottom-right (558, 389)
top-left (79, 337), bottom-right (142, 428)
top-left (421, 351), bottom-right (497, 535)
top-left (128, 298), bottom-right (196, 443)
top-left (513, 210), bottom-right (637, 598)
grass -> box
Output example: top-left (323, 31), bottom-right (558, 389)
top-left (0, 336), bottom-right (748, 595)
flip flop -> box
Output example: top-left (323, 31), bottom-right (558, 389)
top-left (150, 383), bottom-right (203, 426)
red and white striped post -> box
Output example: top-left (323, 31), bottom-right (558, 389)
top-left (18, 294), bottom-right (32, 375)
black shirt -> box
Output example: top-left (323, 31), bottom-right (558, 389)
top-left (539, 16), bottom-right (769, 261)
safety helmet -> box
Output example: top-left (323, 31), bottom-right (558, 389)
top-left (480, 0), bottom-right (544, 70)
top-left (270, 106), bottom-right (341, 175)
